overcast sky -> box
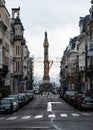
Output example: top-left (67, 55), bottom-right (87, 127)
top-left (6, 0), bottom-right (91, 59)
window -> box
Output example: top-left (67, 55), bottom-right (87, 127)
top-left (5, 42), bottom-right (9, 53)
top-left (16, 61), bottom-right (20, 72)
top-left (16, 45), bottom-right (20, 55)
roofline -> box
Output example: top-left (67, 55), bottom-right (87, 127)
top-left (0, 5), bottom-right (10, 16)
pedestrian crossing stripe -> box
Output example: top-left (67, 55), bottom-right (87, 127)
top-left (81, 113), bottom-right (91, 116)
top-left (60, 114), bottom-right (68, 117)
top-left (71, 113), bottom-right (80, 116)
top-left (48, 114), bottom-right (56, 118)
top-left (21, 116), bottom-right (31, 119)
top-left (6, 116), bottom-right (17, 120)
top-left (0, 113), bottom-right (92, 121)
top-left (0, 117), bottom-right (5, 120)
top-left (34, 115), bottom-right (43, 119)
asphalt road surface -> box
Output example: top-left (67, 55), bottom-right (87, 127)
top-left (0, 93), bottom-right (93, 130)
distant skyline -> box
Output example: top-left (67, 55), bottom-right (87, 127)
top-left (6, 0), bottom-right (91, 58)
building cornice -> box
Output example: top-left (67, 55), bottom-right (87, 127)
top-left (0, 5), bottom-right (10, 16)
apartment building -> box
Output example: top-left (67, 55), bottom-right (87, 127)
top-left (60, 36), bottom-right (79, 91)
top-left (11, 7), bottom-right (26, 94)
top-left (0, 0), bottom-right (11, 97)
top-left (60, 0), bottom-right (93, 94)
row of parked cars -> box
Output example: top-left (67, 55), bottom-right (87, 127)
top-left (59, 90), bottom-right (93, 110)
top-left (0, 90), bottom-right (34, 114)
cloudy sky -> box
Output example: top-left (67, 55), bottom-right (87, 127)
top-left (5, 0), bottom-right (91, 81)
top-left (6, 0), bottom-right (91, 59)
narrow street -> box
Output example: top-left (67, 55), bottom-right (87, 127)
top-left (0, 93), bottom-right (93, 130)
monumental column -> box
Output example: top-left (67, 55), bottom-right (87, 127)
top-left (43, 32), bottom-right (50, 84)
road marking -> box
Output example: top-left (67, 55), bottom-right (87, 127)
top-left (34, 115), bottom-right (43, 119)
top-left (82, 113), bottom-right (91, 116)
top-left (6, 116), bottom-right (17, 120)
top-left (47, 102), bottom-right (61, 112)
top-left (48, 114), bottom-right (56, 118)
top-left (60, 114), bottom-right (68, 117)
top-left (21, 116), bottom-right (31, 119)
top-left (27, 126), bottom-right (50, 129)
top-left (0, 117), bottom-right (5, 120)
top-left (0, 112), bottom-right (91, 121)
top-left (71, 113), bottom-right (80, 116)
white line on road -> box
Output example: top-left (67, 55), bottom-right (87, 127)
top-left (6, 116), bottom-right (17, 120)
top-left (34, 115), bottom-right (43, 119)
top-left (82, 113), bottom-right (91, 116)
top-left (21, 116), bottom-right (31, 119)
top-left (48, 114), bottom-right (56, 118)
top-left (71, 113), bottom-right (80, 116)
top-left (0, 117), bottom-right (5, 120)
top-left (47, 102), bottom-right (61, 112)
top-left (60, 114), bottom-right (68, 117)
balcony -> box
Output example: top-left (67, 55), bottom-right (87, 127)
top-left (13, 35), bottom-right (23, 41)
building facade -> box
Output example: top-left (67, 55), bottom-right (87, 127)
top-left (0, 0), bottom-right (11, 97)
top-left (60, 0), bottom-right (93, 94)
top-left (0, 1), bottom-right (34, 96)
top-left (11, 7), bottom-right (26, 94)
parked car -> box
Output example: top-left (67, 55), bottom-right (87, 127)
top-left (51, 89), bottom-right (58, 94)
top-left (73, 94), bottom-right (83, 108)
top-left (67, 92), bottom-right (75, 105)
top-left (63, 91), bottom-right (75, 102)
top-left (8, 95), bottom-right (20, 109)
top-left (6, 97), bottom-right (19, 111)
top-left (34, 89), bottom-right (40, 95)
top-left (76, 95), bottom-right (93, 110)
top-left (59, 88), bottom-right (64, 98)
top-left (0, 98), bottom-right (13, 113)
top-left (17, 94), bottom-right (25, 107)
top-left (18, 93), bottom-right (29, 105)
top-left (25, 90), bottom-right (34, 100)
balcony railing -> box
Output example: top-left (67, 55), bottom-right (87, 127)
top-left (13, 35), bottom-right (23, 41)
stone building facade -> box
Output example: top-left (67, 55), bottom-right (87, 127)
top-left (0, 0), bottom-right (11, 97)
top-left (0, 1), bottom-right (34, 96)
